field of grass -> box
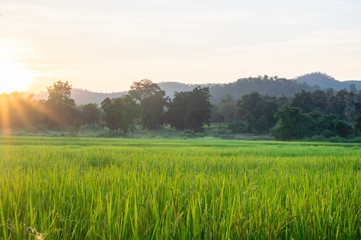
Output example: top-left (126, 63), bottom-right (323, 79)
top-left (5, 123), bottom-right (273, 141)
top-left (1, 137), bottom-right (361, 239)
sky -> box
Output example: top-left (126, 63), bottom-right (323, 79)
top-left (1, 0), bottom-right (361, 93)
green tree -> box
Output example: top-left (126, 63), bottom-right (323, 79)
top-left (101, 95), bottom-right (140, 134)
top-left (217, 102), bottom-right (236, 122)
top-left (236, 92), bottom-right (279, 134)
top-left (291, 90), bottom-right (314, 113)
top-left (271, 106), bottom-right (318, 140)
top-left (165, 87), bottom-right (211, 132)
top-left (46, 81), bottom-right (76, 128)
top-left (79, 103), bottom-right (102, 126)
top-left (129, 79), bottom-right (166, 130)
top-left (185, 87), bottom-right (212, 132)
top-left (47, 81), bottom-right (75, 107)
top-left (216, 94), bottom-right (236, 122)
top-left (354, 111), bottom-right (361, 132)
top-left (326, 89), bottom-right (349, 119)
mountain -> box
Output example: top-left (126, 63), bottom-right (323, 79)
top-left (295, 72), bottom-right (361, 90)
top-left (33, 89), bottom-right (127, 105)
top-left (33, 73), bottom-right (361, 105)
top-left (158, 82), bottom-right (217, 98)
top-left (209, 76), bottom-right (318, 104)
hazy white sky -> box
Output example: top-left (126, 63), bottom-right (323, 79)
top-left (1, 0), bottom-right (361, 92)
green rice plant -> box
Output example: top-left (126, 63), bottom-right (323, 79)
top-left (0, 137), bottom-right (361, 239)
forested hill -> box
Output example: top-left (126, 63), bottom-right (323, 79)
top-left (33, 73), bottom-right (361, 105)
top-left (295, 72), bottom-right (361, 90)
top-left (210, 76), bottom-right (316, 104)
top-left (158, 82), bottom-right (217, 98)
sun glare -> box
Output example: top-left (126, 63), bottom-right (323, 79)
top-left (0, 61), bottom-right (36, 94)
top-left (0, 39), bottom-right (37, 94)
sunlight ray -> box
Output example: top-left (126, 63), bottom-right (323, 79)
top-left (0, 95), bottom-right (11, 135)
top-left (10, 94), bottom-right (31, 127)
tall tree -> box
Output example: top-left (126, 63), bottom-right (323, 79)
top-left (129, 79), bottom-right (166, 129)
top-left (78, 103), bottom-right (102, 126)
top-left (291, 90), bottom-right (314, 113)
top-left (216, 95), bottom-right (236, 122)
top-left (46, 81), bottom-right (76, 128)
top-left (236, 92), bottom-right (279, 133)
top-left (47, 81), bottom-right (74, 107)
top-left (165, 87), bottom-right (212, 132)
top-left (271, 106), bottom-right (318, 140)
top-left (185, 87), bottom-right (212, 132)
top-left (101, 95), bottom-right (140, 133)
top-left (326, 89), bottom-right (349, 119)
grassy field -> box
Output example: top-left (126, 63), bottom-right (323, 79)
top-left (1, 137), bottom-right (361, 239)
top-left (5, 123), bottom-right (273, 141)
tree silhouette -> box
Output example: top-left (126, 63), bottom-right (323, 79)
top-left (129, 79), bottom-right (166, 130)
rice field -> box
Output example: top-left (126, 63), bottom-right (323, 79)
top-left (1, 137), bottom-right (361, 239)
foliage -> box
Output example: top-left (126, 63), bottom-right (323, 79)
top-left (78, 103), bottom-right (102, 126)
top-left (228, 121), bottom-right (245, 133)
top-left (0, 93), bottom-right (42, 129)
top-left (1, 79), bottom-right (361, 140)
top-left (45, 81), bottom-right (77, 128)
top-left (141, 91), bottom-right (167, 130)
top-left (101, 95), bottom-right (140, 133)
top-left (272, 106), bottom-right (356, 140)
top-left (129, 79), bottom-right (162, 101)
top-left (165, 87), bottom-right (212, 132)
top-left (217, 102), bottom-right (236, 122)
top-left (292, 90), bottom-right (328, 113)
top-left (235, 92), bottom-right (279, 133)
top-left (271, 106), bottom-right (318, 140)
top-left (46, 81), bottom-right (74, 106)
top-left (129, 79), bottom-right (166, 130)
top-left (354, 111), bottom-right (361, 132)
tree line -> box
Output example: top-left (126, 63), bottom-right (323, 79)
top-left (1, 79), bottom-right (361, 141)
top-left (0, 79), bottom-right (212, 134)
top-left (214, 86), bottom-right (361, 140)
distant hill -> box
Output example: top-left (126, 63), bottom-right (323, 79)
top-left (210, 76), bottom-right (318, 104)
top-left (158, 82), bottom-right (217, 98)
top-left (295, 72), bottom-right (361, 90)
top-left (33, 73), bottom-right (361, 105)
top-left (33, 89), bottom-right (127, 105)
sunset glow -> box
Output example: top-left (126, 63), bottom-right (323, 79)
top-left (1, 0), bottom-right (361, 93)
top-left (0, 61), bottom-right (36, 93)
top-left (0, 39), bottom-right (37, 94)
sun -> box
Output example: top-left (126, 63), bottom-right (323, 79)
top-left (0, 61), bottom-right (36, 94)
top-left (0, 39), bottom-right (38, 94)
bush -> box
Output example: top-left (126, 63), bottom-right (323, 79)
top-left (229, 121), bottom-right (245, 134)
top-left (183, 129), bottom-right (196, 138)
top-left (310, 135), bottom-right (325, 142)
top-left (195, 132), bottom-right (206, 138)
top-left (328, 136), bottom-right (345, 142)
top-left (220, 134), bottom-right (234, 139)
top-left (321, 129), bottom-right (336, 138)
top-left (335, 120), bottom-right (355, 138)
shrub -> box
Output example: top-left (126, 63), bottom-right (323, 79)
top-left (229, 121), bottom-right (245, 134)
